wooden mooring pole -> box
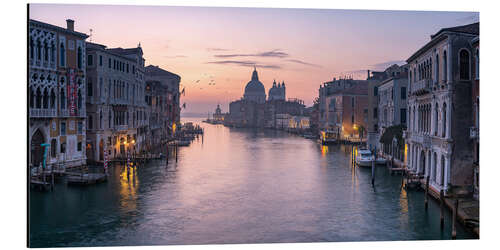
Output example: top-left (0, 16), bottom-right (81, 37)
top-left (452, 199), bottom-right (458, 239)
top-left (440, 189), bottom-right (445, 229)
top-left (425, 175), bottom-right (430, 210)
top-left (175, 144), bottom-right (178, 163)
top-left (371, 150), bottom-right (375, 187)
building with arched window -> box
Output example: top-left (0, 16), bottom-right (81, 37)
top-left (29, 19), bottom-right (89, 170)
top-left (85, 41), bottom-right (150, 162)
top-left (404, 22), bottom-right (478, 196)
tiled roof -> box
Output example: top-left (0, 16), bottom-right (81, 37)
top-left (145, 65), bottom-right (180, 79)
top-left (431, 22), bottom-right (479, 39)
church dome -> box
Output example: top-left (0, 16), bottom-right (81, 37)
top-left (243, 67), bottom-right (266, 103)
top-left (244, 68), bottom-right (265, 94)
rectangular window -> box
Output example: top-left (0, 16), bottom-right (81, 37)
top-left (77, 142), bottom-right (82, 152)
top-left (51, 139), bottom-right (57, 158)
top-left (99, 55), bottom-right (103, 66)
top-left (351, 97), bottom-right (355, 108)
top-left (401, 87), bottom-right (407, 100)
top-left (108, 58), bottom-right (111, 68)
top-left (374, 108), bottom-right (378, 119)
top-left (78, 121), bottom-right (83, 134)
top-left (127, 64), bottom-right (129, 73)
top-left (87, 54), bottom-right (93, 66)
top-left (60, 121), bottom-right (66, 136)
top-left (401, 108), bottom-right (407, 124)
top-left (351, 114), bottom-right (354, 123)
top-left (374, 86), bottom-right (378, 96)
top-left (60, 143), bottom-right (66, 153)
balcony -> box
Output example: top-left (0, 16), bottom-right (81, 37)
top-left (470, 126), bottom-right (479, 139)
top-left (114, 125), bottom-right (129, 131)
top-left (411, 79), bottom-right (431, 95)
top-left (29, 108), bottom-right (57, 118)
top-left (59, 108), bottom-right (85, 117)
top-left (411, 133), bottom-right (432, 148)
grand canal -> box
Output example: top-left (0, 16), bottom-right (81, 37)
top-left (29, 118), bottom-right (476, 247)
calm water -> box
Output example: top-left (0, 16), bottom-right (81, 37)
top-left (29, 118), bottom-right (476, 247)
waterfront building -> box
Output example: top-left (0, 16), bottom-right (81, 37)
top-left (29, 19), bottom-right (88, 169)
top-left (212, 104), bottom-right (226, 122)
top-left (325, 83), bottom-right (369, 141)
top-left (376, 68), bottom-right (408, 162)
top-left (377, 71), bottom-right (409, 132)
top-left (227, 68), bottom-right (305, 128)
top-left (366, 65), bottom-right (409, 150)
top-left (405, 22), bottom-right (479, 195)
top-left (145, 65), bottom-right (181, 126)
top-left (85, 42), bottom-right (147, 161)
top-left (243, 67), bottom-right (266, 103)
top-left (145, 79), bottom-right (168, 150)
top-left (288, 116), bottom-right (310, 130)
top-left (471, 36), bottom-right (479, 199)
top-left (268, 80), bottom-right (286, 101)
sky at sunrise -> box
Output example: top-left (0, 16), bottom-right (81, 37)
top-left (29, 4), bottom-right (479, 115)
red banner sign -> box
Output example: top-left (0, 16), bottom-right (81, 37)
top-left (67, 69), bottom-right (78, 116)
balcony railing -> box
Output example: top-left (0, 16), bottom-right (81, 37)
top-left (29, 108), bottom-right (57, 118)
top-left (411, 79), bottom-right (431, 95)
top-left (59, 108), bottom-right (85, 117)
top-left (411, 134), bottom-right (431, 147)
top-left (114, 125), bottom-right (128, 131)
top-left (470, 126), bottom-right (479, 139)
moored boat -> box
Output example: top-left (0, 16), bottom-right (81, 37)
top-left (355, 149), bottom-right (375, 167)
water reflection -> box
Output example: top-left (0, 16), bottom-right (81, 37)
top-left (29, 117), bottom-right (476, 247)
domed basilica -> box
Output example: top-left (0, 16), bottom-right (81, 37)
top-left (243, 67), bottom-right (267, 103)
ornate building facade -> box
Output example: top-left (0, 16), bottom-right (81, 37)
top-left (405, 22), bottom-right (479, 194)
top-left (29, 19), bottom-right (88, 169)
top-left (85, 42), bottom-right (147, 162)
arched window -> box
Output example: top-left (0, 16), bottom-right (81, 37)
top-left (442, 103), bottom-right (447, 137)
top-left (433, 152), bottom-right (437, 183)
top-left (434, 103), bottom-right (438, 136)
top-left (475, 48), bottom-right (479, 79)
top-left (60, 88), bottom-right (66, 110)
top-left (443, 51), bottom-right (447, 82)
top-left (29, 88), bottom-right (34, 108)
top-left (460, 49), bottom-right (470, 80)
top-left (30, 38), bottom-right (34, 59)
top-left (36, 88), bottom-right (41, 109)
top-left (435, 54), bottom-right (439, 83)
top-left (100, 110), bottom-right (103, 129)
top-left (77, 47), bottom-right (83, 69)
top-left (429, 60), bottom-right (432, 80)
top-left (37, 40), bottom-right (41, 60)
top-left (441, 156), bottom-right (446, 185)
top-left (50, 89), bottom-right (56, 109)
top-left (51, 42), bottom-right (55, 63)
top-left (44, 42), bottom-right (49, 61)
top-left (43, 88), bottom-right (48, 109)
top-left (60, 43), bottom-right (65, 67)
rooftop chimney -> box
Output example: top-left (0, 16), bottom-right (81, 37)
top-left (66, 19), bottom-right (74, 31)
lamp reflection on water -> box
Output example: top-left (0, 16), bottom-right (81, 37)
top-left (321, 145), bottom-right (328, 156)
top-left (119, 164), bottom-right (139, 212)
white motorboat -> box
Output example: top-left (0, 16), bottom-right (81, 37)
top-left (355, 149), bottom-right (375, 167)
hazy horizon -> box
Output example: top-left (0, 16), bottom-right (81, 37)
top-left (29, 4), bottom-right (478, 114)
